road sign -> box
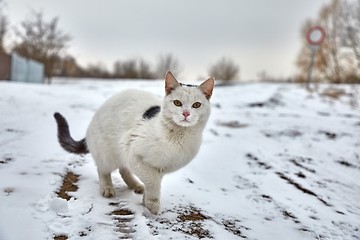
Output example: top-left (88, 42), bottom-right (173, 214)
top-left (306, 26), bottom-right (326, 90)
top-left (306, 26), bottom-right (326, 45)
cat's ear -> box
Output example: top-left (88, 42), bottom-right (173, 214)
top-left (165, 71), bottom-right (179, 95)
top-left (199, 77), bottom-right (215, 100)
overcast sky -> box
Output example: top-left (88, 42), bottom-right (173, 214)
top-left (5, 0), bottom-right (330, 81)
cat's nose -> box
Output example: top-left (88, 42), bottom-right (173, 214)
top-left (182, 111), bottom-right (190, 118)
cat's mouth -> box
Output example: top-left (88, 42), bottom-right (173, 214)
top-left (172, 115), bottom-right (197, 127)
top-left (177, 118), bottom-right (195, 127)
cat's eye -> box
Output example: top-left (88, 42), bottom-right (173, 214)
top-left (173, 100), bottom-right (182, 107)
top-left (192, 102), bottom-right (201, 108)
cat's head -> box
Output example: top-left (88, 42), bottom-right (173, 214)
top-left (162, 71), bottom-right (214, 128)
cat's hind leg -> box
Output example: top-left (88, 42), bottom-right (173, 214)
top-left (119, 167), bottom-right (144, 194)
top-left (97, 169), bottom-right (116, 197)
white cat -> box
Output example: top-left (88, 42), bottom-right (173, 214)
top-left (54, 71), bottom-right (214, 214)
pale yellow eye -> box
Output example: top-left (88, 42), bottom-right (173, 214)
top-left (192, 102), bottom-right (201, 108)
top-left (173, 100), bottom-right (182, 107)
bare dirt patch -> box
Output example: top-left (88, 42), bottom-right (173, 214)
top-left (52, 172), bottom-right (80, 240)
top-left (336, 160), bottom-right (360, 170)
top-left (149, 205), bottom-right (213, 239)
top-left (175, 206), bottom-right (212, 239)
top-left (148, 205), bottom-right (251, 239)
top-left (262, 129), bottom-right (303, 138)
top-left (217, 120), bottom-right (248, 129)
top-left (247, 94), bottom-right (283, 108)
top-left (109, 202), bottom-right (136, 238)
top-left (112, 209), bottom-right (134, 216)
top-left (0, 155), bottom-right (13, 164)
top-left (177, 206), bottom-right (209, 222)
top-left (318, 130), bottom-right (338, 140)
top-left (78, 226), bottom-right (92, 237)
top-left (56, 171), bottom-right (79, 201)
top-left (222, 218), bottom-right (249, 238)
top-left (246, 153), bottom-right (272, 170)
top-left (53, 235), bottom-right (67, 240)
top-left (282, 210), bottom-right (301, 224)
top-left (5, 128), bottom-right (23, 133)
top-left (3, 187), bottom-right (15, 196)
top-left (289, 158), bottom-right (316, 174)
top-left (276, 172), bottom-right (332, 207)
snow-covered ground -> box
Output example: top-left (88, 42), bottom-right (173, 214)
top-left (0, 79), bottom-right (359, 240)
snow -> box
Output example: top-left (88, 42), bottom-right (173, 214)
top-left (0, 78), bottom-right (359, 240)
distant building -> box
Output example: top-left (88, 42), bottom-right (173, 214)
top-left (0, 50), bottom-right (11, 80)
top-left (0, 51), bottom-right (44, 83)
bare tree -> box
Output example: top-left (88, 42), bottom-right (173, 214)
top-left (54, 55), bottom-right (84, 77)
top-left (295, 0), bottom-right (360, 84)
top-left (155, 53), bottom-right (181, 78)
top-left (113, 58), bottom-right (155, 79)
top-left (0, 0), bottom-right (8, 52)
top-left (343, 0), bottom-right (360, 70)
top-left (137, 59), bottom-right (155, 79)
top-left (86, 62), bottom-right (110, 78)
top-left (208, 57), bottom-right (239, 82)
top-left (120, 59), bottom-right (138, 78)
top-left (113, 60), bottom-right (123, 78)
top-left (13, 11), bottom-right (70, 83)
top-left (321, 0), bottom-right (345, 83)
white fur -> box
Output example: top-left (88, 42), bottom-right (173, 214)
top-left (85, 74), bottom-right (213, 214)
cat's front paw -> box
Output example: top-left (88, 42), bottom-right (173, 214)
top-left (101, 186), bottom-right (116, 198)
top-left (143, 197), bottom-right (160, 215)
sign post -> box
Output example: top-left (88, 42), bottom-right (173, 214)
top-left (305, 26), bottom-right (326, 90)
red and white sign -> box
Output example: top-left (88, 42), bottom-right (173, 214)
top-left (306, 26), bottom-right (326, 45)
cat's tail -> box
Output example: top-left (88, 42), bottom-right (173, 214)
top-left (53, 112), bottom-right (89, 154)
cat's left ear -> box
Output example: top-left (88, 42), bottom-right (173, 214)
top-left (199, 77), bottom-right (215, 100)
top-left (165, 71), bottom-right (180, 95)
